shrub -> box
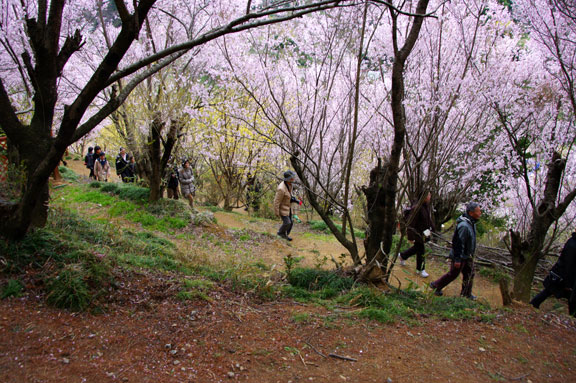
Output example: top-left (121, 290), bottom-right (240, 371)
top-left (1, 279), bottom-right (24, 299)
top-left (89, 182), bottom-right (102, 188)
top-left (46, 265), bottom-right (91, 311)
top-left (287, 267), bottom-right (355, 292)
top-left (117, 184), bottom-right (149, 202)
top-left (58, 166), bottom-right (79, 182)
top-left (100, 183), bottom-right (120, 193)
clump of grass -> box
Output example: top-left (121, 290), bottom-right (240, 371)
top-left (478, 266), bottom-right (511, 283)
top-left (1, 279), bottom-right (24, 299)
top-left (58, 166), bottom-right (79, 182)
top-left (117, 184), bottom-right (149, 202)
top-left (46, 264), bottom-right (91, 311)
top-left (89, 182), bottom-right (102, 188)
top-left (177, 278), bottom-right (216, 302)
top-left (100, 183), bottom-right (119, 193)
top-left (338, 287), bottom-right (492, 323)
top-left (287, 267), bottom-right (355, 291)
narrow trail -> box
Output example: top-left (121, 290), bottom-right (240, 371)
top-left (213, 209), bottom-right (505, 308)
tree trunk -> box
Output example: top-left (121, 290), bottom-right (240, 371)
top-left (512, 249), bottom-right (541, 302)
top-left (2, 141), bottom-right (55, 238)
top-left (509, 152), bottom-right (575, 302)
top-left (362, 159), bottom-right (389, 264)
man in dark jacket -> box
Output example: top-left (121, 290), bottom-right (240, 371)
top-left (430, 202), bottom-right (482, 299)
top-left (84, 147), bottom-right (95, 179)
top-left (530, 232), bottom-right (576, 316)
top-left (399, 192), bottom-right (436, 278)
top-left (115, 147), bottom-right (131, 182)
top-left (166, 166), bottom-right (179, 199)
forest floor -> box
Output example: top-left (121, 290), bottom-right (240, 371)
top-left (1, 161), bottom-right (576, 382)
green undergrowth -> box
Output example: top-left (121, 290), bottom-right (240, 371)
top-left (59, 183), bottom-right (195, 232)
top-left (0, 207), bottom-right (193, 311)
top-left (279, 265), bottom-right (494, 324)
top-left (1, 279), bottom-right (24, 299)
top-left (58, 166), bottom-right (79, 182)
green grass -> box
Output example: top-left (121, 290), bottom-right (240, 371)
top-left (58, 166), bottom-right (79, 182)
top-left (1, 279), bottom-right (24, 299)
top-left (338, 287), bottom-right (493, 323)
top-left (0, 207), bottom-right (192, 310)
top-left (287, 267), bottom-right (355, 291)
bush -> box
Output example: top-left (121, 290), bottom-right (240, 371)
top-left (46, 265), bottom-right (91, 311)
top-left (100, 183), bottom-right (119, 193)
top-left (58, 166), bottom-right (79, 182)
top-left (89, 182), bottom-right (102, 188)
top-left (287, 267), bottom-right (355, 292)
top-left (117, 184), bottom-right (149, 202)
top-left (1, 279), bottom-right (24, 299)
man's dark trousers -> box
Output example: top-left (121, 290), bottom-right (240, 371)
top-left (432, 258), bottom-right (475, 297)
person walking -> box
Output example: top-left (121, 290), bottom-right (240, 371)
top-left (179, 160), bottom-right (196, 208)
top-left (115, 147), bottom-right (131, 182)
top-left (274, 170), bottom-right (297, 241)
top-left (167, 166), bottom-right (179, 200)
top-left (430, 202), bottom-right (482, 299)
top-left (530, 232), bottom-right (576, 316)
top-left (84, 147), bottom-right (95, 179)
top-left (124, 154), bottom-right (137, 183)
top-left (399, 192), bottom-right (436, 278)
top-left (94, 152), bottom-right (110, 182)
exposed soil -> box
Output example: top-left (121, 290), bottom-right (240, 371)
top-left (3, 161), bottom-right (574, 382)
top-left (1, 272), bottom-right (576, 383)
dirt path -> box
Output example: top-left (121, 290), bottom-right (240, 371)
top-left (1, 273), bottom-right (575, 383)
top-left (213, 210), bottom-right (505, 308)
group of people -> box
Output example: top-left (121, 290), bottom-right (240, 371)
top-left (84, 146), bottom-right (136, 183)
top-left (273, 170), bottom-right (576, 314)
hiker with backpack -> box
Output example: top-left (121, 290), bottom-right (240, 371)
top-left (398, 191), bottom-right (436, 278)
top-left (530, 232), bottom-right (576, 316)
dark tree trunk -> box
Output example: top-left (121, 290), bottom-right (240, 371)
top-left (146, 116), bottom-right (180, 202)
top-left (362, 159), bottom-right (389, 264)
top-left (364, 0), bottom-right (429, 267)
top-left (509, 152), bottom-right (576, 302)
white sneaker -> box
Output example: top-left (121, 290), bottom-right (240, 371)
top-left (398, 254), bottom-right (406, 266)
top-left (419, 270), bottom-right (429, 278)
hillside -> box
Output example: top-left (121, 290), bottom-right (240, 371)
top-left (1, 163), bottom-right (575, 382)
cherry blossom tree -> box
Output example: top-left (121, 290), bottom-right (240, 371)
top-left (0, 0), bottom-right (358, 239)
top-left (495, 0), bottom-right (576, 302)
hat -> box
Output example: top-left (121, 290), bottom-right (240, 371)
top-left (283, 170), bottom-right (296, 182)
